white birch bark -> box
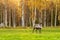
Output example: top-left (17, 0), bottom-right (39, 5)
top-left (44, 0), bottom-right (46, 27)
top-left (33, 0), bottom-right (36, 27)
top-left (31, 0), bottom-right (34, 27)
top-left (31, 5), bottom-right (34, 27)
top-left (9, 8), bottom-right (11, 27)
top-left (51, 9), bottom-right (53, 27)
top-left (22, 0), bottom-right (25, 27)
top-left (33, 7), bottom-right (36, 27)
top-left (41, 11), bottom-right (42, 25)
top-left (44, 9), bottom-right (46, 27)
top-left (4, 0), bottom-right (8, 27)
top-left (1, 9), bottom-right (2, 23)
top-left (55, 1), bottom-right (57, 27)
top-left (13, 8), bottom-right (16, 28)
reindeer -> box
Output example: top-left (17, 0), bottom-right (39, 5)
top-left (32, 23), bottom-right (42, 33)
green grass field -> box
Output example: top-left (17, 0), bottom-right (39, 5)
top-left (0, 27), bottom-right (60, 40)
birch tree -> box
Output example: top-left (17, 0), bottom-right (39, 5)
top-left (22, 0), bottom-right (25, 27)
top-left (51, 9), bottom-right (53, 26)
top-left (32, 0), bottom-right (36, 27)
top-left (3, 0), bottom-right (8, 27)
top-left (0, 3), bottom-right (3, 24)
top-left (55, 0), bottom-right (57, 27)
top-left (9, 8), bottom-right (11, 27)
top-left (44, 0), bottom-right (46, 27)
top-left (12, 8), bottom-right (16, 28)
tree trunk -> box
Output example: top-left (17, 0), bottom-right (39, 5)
top-left (3, 0), bottom-right (8, 27)
top-left (9, 8), bottom-right (11, 27)
top-left (55, 4), bottom-right (57, 27)
top-left (51, 9), bottom-right (53, 27)
top-left (4, 5), bottom-right (7, 27)
top-left (22, 0), bottom-right (25, 27)
top-left (13, 8), bottom-right (16, 28)
top-left (44, 9), bottom-right (46, 27)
